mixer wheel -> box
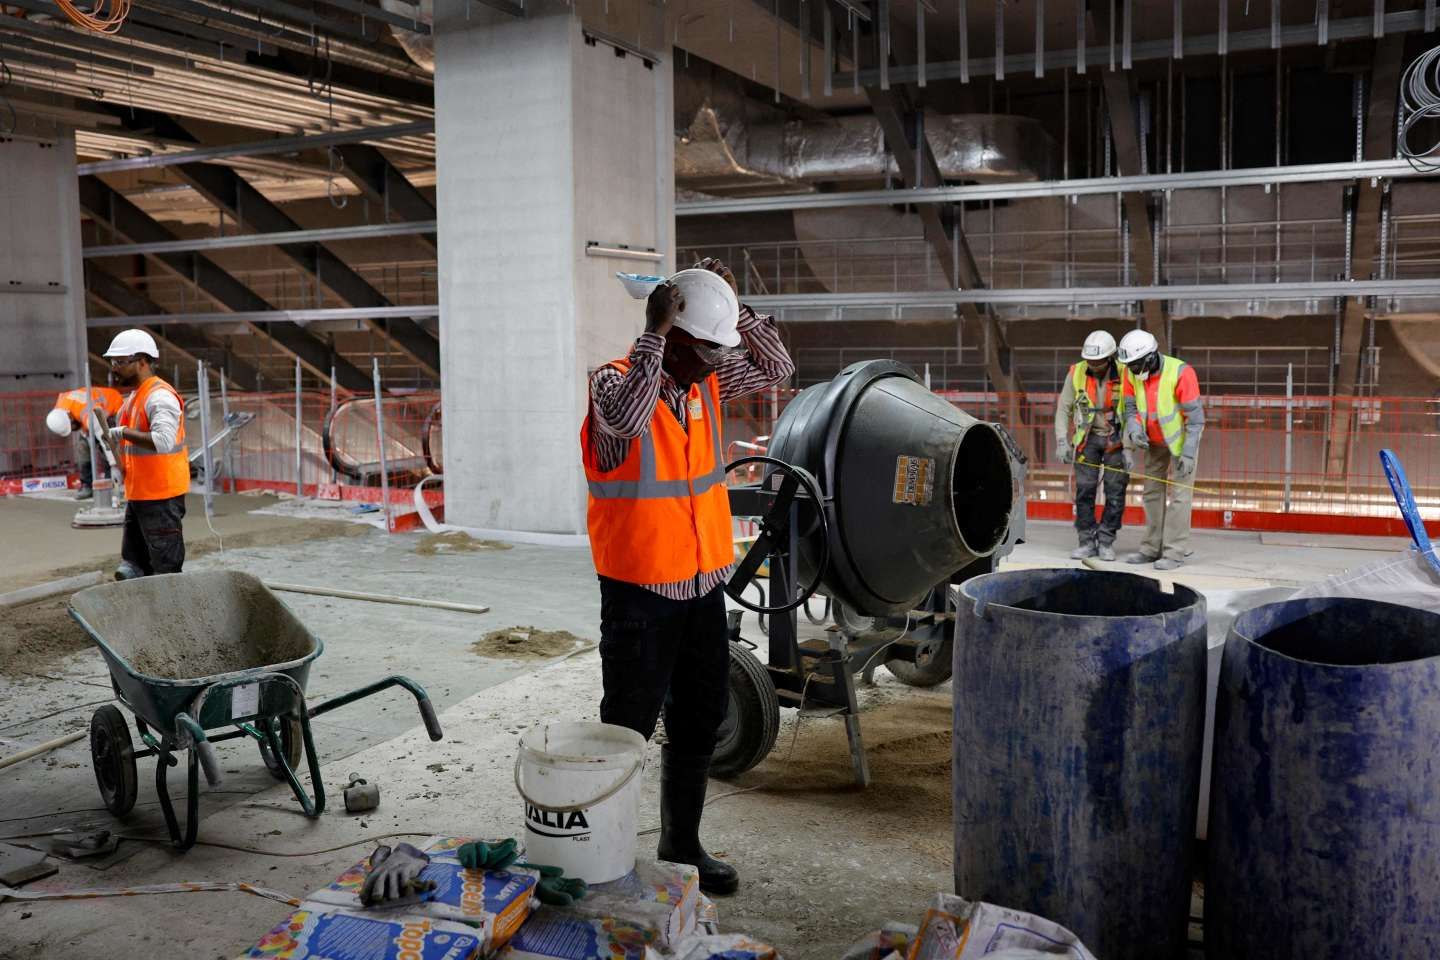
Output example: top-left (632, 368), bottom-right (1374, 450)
top-left (708, 643), bottom-right (780, 779)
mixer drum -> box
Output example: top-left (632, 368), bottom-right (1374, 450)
top-left (764, 360), bottom-right (1016, 617)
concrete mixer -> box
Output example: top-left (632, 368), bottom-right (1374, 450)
top-left (710, 360), bottom-right (1025, 784)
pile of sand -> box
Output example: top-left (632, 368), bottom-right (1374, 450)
top-left (0, 596), bottom-right (93, 676)
top-left (416, 531), bottom-right (513, 556)
top-left (472, 625), bottom-right (584, 661)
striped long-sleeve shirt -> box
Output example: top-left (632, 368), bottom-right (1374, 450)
top-left (588, 304), bottom-right (795, 600)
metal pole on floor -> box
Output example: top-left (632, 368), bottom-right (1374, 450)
top-left (1283, 362), bottom-right (1294, 513)
top-left (294, 358), bottom-right (303, 500)
top-left (328, 364), bottom-right (338, 486)
top-left (82, 358), bottom-right (100, 502)
top-left (197, 360), bottom-right (215, 519)
top-left (372, 358), bottom-right (392, 533)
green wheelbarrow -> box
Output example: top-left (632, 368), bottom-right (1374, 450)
top-left (68, 570), bottom-right (444, 850)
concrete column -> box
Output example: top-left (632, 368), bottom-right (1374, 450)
top-left (435, 1), bottom-right (672, 535)
top-left (0, 125), bottom-right (87, 393)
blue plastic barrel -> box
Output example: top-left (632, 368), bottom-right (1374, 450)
top-left (1207, 596), bottom-right (1440, 959)
top-left (954, 569), bottom-right (1208, 960)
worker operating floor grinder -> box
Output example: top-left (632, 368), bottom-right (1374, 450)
top-left (711, 360), bottom-right (1025, 785)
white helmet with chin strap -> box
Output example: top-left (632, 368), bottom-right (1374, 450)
top-left (667, 268), bottom-right (741, 348)
top-left (1117, 329), bottom-right (1160, 367)
top-left (1081, 330), bottom-right (1117, 361)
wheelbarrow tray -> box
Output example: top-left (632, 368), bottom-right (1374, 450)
top-left (69, 571), bottom-right (323, 733)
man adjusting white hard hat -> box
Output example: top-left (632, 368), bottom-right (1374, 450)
top-left (103, 328), bottom-right (160, 360)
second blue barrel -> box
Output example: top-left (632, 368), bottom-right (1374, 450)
top-left (954, 569), bottom-right (1208, 960)
top-left (1207, 596), bottom-right (1440, 959)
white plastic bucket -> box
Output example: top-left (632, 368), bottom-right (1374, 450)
top-left (514, 721), bottom-right (646, 884)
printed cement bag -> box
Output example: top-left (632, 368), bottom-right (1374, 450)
top-left (304, 851), bottom-right (537, 951)
top-left (560, 860), bottom-right (701, 949)
top-left (838, 925), bottom-right (917, 960)
top-left (1288, 546), bottom-right (1440, 615)
top-left (498, 906), bottom-right (660, 959)
top-left (238, 905), bottom-right (483, 960)
top-left (672, 934), bottom-right (781, 960)
top-left (907, 894), bottom-right (1096, 960)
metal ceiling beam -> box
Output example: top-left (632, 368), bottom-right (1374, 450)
top-left (84, 262), bottom-right (262, 390)
top-left (332, 143), bottom-right (437, 250)
top-left (740, 277), bottom-right (1440, 308)
top-left (241, 47), bottom-right (433, 108)
top-left (78, 175), bottom-right (370, 390)
top-left (173, 161), bottom-right (440, 377)
top-left (676, 158), bottom-right (1424, 216)
top-left (77, 120), bottom-right (434, 175)
top-left (84, 220), bottom-right (437, 257)
top-left (307, 0), bottom-right (430, 35)
top-left (1091, 3), bottom-right (1165, 349)
top-left (0, 11), bottom-right (195, 69)
top-left (864, 80), bottom-right (1029, 454)
top-left (0, 34), bottom-right (156, 75)
top-left (86, 304), bottom-right (440, 326)
top-left (1327, 34), bottom-right (1406, 479)
top-left (837, 9), bottom-right (1431, 86)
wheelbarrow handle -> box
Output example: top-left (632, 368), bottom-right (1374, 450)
top-left (175, 713), bottom-right (223, 787)
top-left (308, 675), bottom-right (444, 742)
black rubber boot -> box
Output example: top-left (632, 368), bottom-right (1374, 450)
top-left (656, 748), bottom-right (739, 896)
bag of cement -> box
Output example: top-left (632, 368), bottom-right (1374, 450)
top-left (837, 924), bottom-right (916, 960)
top-left (909, 894), bottom-right (1096, 960)
top-left (558, 860), bottom-right (702, 949)
top-left (499, 906), bottom-right (659, 960)
top-left (672, 934), bottom-right (781, 960)
top-left (238, 904), bottom-right (485, 959)
top-left (1288, 546), bottom-right (1440, 615)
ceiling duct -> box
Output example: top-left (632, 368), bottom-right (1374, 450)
top-left (676, 102), bottom-right (1057, 196)
top-left (383, 0), bottom-right (434, 73)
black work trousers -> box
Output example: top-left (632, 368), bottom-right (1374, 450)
top-left (1074, 429), bottom-right (1128, 546)
top-left (121, 495), bottom-right (187, 575)
top-left (598, 576), bottom-right (730, 760)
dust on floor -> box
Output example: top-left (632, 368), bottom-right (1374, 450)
top-left (472, 625), bottom-right (585, 660)
top-left (0, 596), bottom-right (92, 677)
top-left (414, 531), bottom-right (512, 556)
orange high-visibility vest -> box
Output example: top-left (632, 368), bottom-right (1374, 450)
top-left (581, 359), bottom-right (734, 586)
top-left (117, 376), bottom-right (190, 501)
top-left (53, 387), bottom-right (124, 434)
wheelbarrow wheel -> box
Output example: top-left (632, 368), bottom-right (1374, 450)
top-left (705, 642), bottom-right (780, 780)
top-left (90, 705), bottom-right (138, 816)
top-left (257, 715), bottom-right (304, 780)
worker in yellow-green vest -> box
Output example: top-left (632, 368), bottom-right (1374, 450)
top-left (1054, 330), bottom-right (1128, 561)
top-left (1117, 330), bottom-right (1205, 571)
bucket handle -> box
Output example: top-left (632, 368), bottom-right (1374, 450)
top-left (513, 749), bottom-right (644, 816)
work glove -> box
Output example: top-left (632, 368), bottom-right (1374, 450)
top-left (361, 843), bottom-right (435, 906)
top-left (1174, 455), bottom-right (1197, 479)
top-left (1123, 420), bottom-right (1148, 448)
top-left (521, 862), bottom-right (588, 907)
top-left (107, 425), bottom-right (126, 446)
top-left (1056, 442), bottom-right (1074, 465)
top-left (456, 838), bottom-right (520, 871)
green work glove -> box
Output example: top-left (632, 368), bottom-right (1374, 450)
top-left (519, 862), bottom-right (588, 906)
top-left (457, 837), bottom-right (520, 871)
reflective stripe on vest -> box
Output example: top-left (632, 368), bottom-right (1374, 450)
top-left (118, 377), bottom-right (190, 500)
top-left (1068, 362), bottom-right (1120, 448)
top-left (581, 360), bottom-right (734, 585)
top-left (1130, 355), bottom-right (1187, 457)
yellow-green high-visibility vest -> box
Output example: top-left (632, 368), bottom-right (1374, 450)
top-left (1129, 354), bottom-right (1187, 457)
top-left (1068, 362), bottom-right (1122, 448)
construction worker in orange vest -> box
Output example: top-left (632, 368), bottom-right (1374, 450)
top-left (1054, 330), bottom-right (1128, 561)
top-left (581, 258), bottom-right (794, 896)
top-left (45, 385), bottom-right (125, 500)
top-left (102, 329), bottom-right (190, 580)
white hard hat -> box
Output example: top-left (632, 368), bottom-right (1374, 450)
top-left (1081, 330), bottom-right (1117, 361)
top-left (1117, 329), bottom-right (1159, 366)
top-left (103, 328), bottom-right (159, 359)
top-left (46, 408), bottom-right (73, 437)
top-left (667, 268), bottom-right (741, 348)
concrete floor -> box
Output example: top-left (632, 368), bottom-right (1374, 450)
top-left (0, 506), bottom-right (1407, 959)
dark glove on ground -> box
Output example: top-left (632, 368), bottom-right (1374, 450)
top-left (520, 862), bottom-right (588, 906)
top-left (361, 842), bottom-right (435, 906)
top-left (457, 838), bottom-right (521, 871)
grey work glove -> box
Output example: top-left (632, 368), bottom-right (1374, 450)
top-left (361, 842), bottom-right (434, 906)
top-left (1056, 442), bottom-right (1074, 465)
top-left (1174, 455), bottom-right (1197, 479)
top-left (1123, 419), bottom-right (1148, 448)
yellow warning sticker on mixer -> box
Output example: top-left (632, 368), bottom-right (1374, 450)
top-left (893, 455), bottom-right (935, 506)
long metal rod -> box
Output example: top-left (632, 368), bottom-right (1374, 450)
top-left (293, 357), bottom-right (303, 500)
top-left (678, 158), bottom-right (1425, 215)
top-left (837, 8), bottom-right (1429, 86)
top-left (87, 305), bottom-right (439, 327)
top-left (371, 357), bottom-right (391, 534)
top-left (744, 277), bottom-right (1440, 309)
top-left (197, 360), bottom-right (214, 518)
top-left (1284, 362), bottom-right (1294, 512)
top-left (84, 220), bottom-right (437, 258)
top-left (76, 121), bottom-right (434, 175)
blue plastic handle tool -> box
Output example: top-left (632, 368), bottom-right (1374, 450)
top-left (1379, 448), bottom-right (1440, 576)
